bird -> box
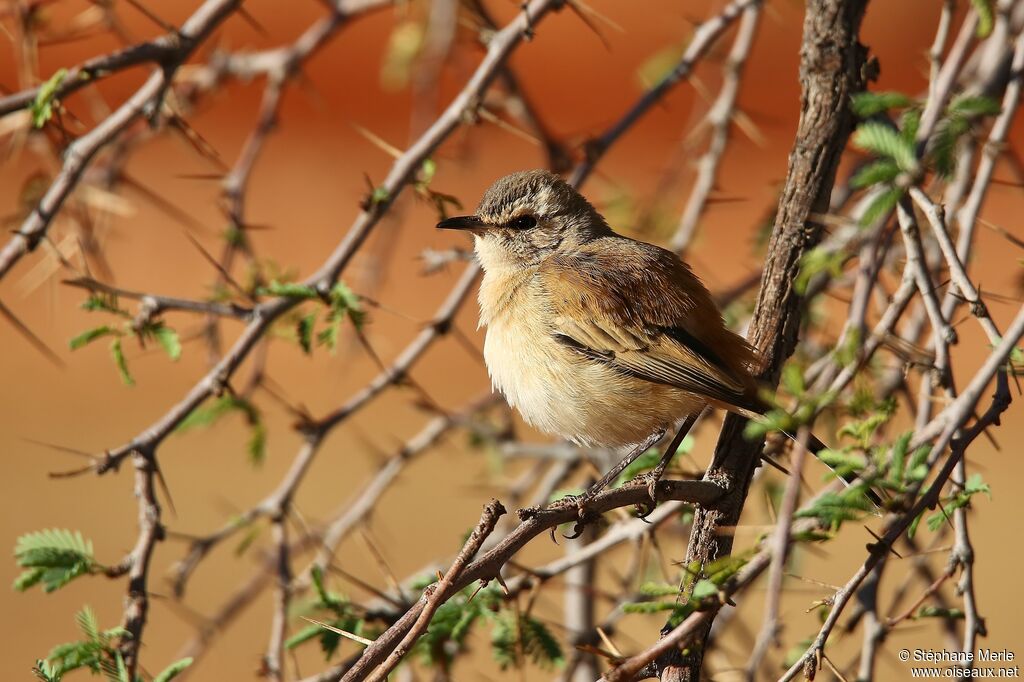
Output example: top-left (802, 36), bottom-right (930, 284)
top-left (437, 169), bottom-right (879, 513)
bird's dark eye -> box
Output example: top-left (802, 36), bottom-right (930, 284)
top-left (508, 214), bottom-right (537, 230)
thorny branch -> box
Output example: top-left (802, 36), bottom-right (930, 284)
top-left (4, 0), bottom-right (1024, 681)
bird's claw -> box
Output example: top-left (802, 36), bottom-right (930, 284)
top-left (545, 492), bottom-right (599, 540)
top-left (620, 470), bottom-right (665, 520)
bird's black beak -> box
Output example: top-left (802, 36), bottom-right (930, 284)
top-left (436, 215), bottom-right (487, 231)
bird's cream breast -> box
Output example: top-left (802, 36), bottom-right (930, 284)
top-left (479, 269), bottom-right (570, 436)
top-left (478, 267), bottom-right (701, 446)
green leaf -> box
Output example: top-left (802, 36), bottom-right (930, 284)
top-left (690, 579), bottom-right (718, 601)
top-left (248, 420), bottom-right (267, 466)
top-left (285, 624), bottom-right (325, 651)
top-left (784, 638), bottom-right (816, 668)
top-left (834, 327), bottom-right (862, 366)
top-left (317, 318), bottom-right (341, 351)
top-left (31, 68), bottom-right (68, 128)
top-left (419, 158), bottom-right (437, 186)
top-left (852, 122), bottom-right (917, 171)
top-left (32, 659), bottom-right (63, 682)
top-left (918, 605), bottom-right (964, 619)
top-left (851, 91), bottom-right (914, 117)
top-left (153, 657), bottom-right (193, 682)
top-left (297, 313), bottom-right (315, 354)
top-left (176, 396), bottom-right (266, 465)
top-left (81, 293), bottom-right (129, 316)
top-left (796, 247), bottom-right (845, 293)
top-left (970, 0), bottom-right (994, 37)
top-left (932, 115), bottom-right (969, 177)
top-left (816, 449), bottom-right (866, 478)
top-left (369, 186), bottom-right (390, 208)
top-left (851, 159), bottom-right (901, 189)
top-left (329, 281), bottom-right (365, 330)
top-left (177, 396), bottom-right (236, 431)
top-left (46, 607), bottom-right (127, 679)
top-left (153, 325), bottom-right (181, 361)
top-left (521, 616), bottom-right (563, 668)
top-left (949, 94), bottom-right (1001, 117)
top-left (233, 523), bottom-right (262, 557)
top-left (69, 326), bottom-right (117, 350)
top-left (860, 186), bottom-right (903, 227)
top-left (794, 490), bottom-right (874, 529)
top-left (110, 338), bottom-right (134, 386)
top-left (838, 407), bottom-right (893, 448)
top-left (261, 280), bottom-right (318, 299)
top-left (781, 362), bottom-right (806, 397)
top-left (744, 406), bottom-right (797, 440)
top-left (114, 651), bottom-right (129, 682)
top-left (906, 443), bottom-right (932, 481)
top-left (381, 20), bottom-right (424, 90)
top-left (900, 108), bottom-right (922, 145)
top-left (13, 529), bottom-right (97, 593)
top-left (224, 225), bottom-right (245, 247)
top-left (490, 612), bottom-right (563, 670)
top-left (639, 582), bottom-right (682, 597)
top-left (888, 431), bottom-right (912, 484)
top-left (964, 472), bottom-right (991, 498)
top-left (908, 509), bottom-right (925, 539)
top-left (76, 605), bottom-right (100, 642)
top-left (622, 601), bottom-right (685, 615)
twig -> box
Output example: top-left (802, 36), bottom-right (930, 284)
top-left (310, 479), bottom-right (726, 682)
top-left (568, 0), bottom-right (761, 187)
top-left (670, 1), bottom-right (762, 253)
top-left (745, 429), bottom-right (810, 678)
top-left (0, 0), bottom-right (245, 283)
top-left (364, 499), bottom-right (507, 682)
top-left (779, 307), bottom-right (1023, 681)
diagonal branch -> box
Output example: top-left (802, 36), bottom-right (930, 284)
top-left (0, 0), bottom-right (245, 283)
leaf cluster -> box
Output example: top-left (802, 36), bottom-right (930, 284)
top-left (70, 294), bottom-right (181, 386)
top-left (849, 90), bottom-right (1001, 226)
top-left (177, 394), bottom-right (267, 465)
top-left (624, 554), bottom-right (749, 628)
top-left (35, 607), bottom-right (191, 682)
top-left (14, 529), bottom-right (99, 593)
top-left (285, 567), bottom-right (368, 661)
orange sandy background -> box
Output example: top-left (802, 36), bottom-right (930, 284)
top-left (1, 1), bottom-right (1023, 679)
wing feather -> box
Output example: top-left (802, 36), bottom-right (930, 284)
top-left (540, 239), bottom-right (762, 414)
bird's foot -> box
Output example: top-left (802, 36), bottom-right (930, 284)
top-left (621, 469), bottom-right (668, 519)
top-left (545, 491), bottom-right (601, 539)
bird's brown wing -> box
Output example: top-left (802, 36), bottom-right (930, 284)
top-left (538, 239), bottom-right (762, 414)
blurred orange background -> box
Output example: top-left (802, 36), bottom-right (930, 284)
top-left (2, 0), bottom-right (1023, 679)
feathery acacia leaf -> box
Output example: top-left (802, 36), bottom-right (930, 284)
top-left (852, 122), bottom-right (917, 171)
top-left (850, 159), bottom-right (901, 189)
top-left (69, 326), bottom-right (117, 350)
top-left (13, 529), bottom-right (97, 593)
top-left (31, 69), bottom-right (68, 128)
top-left (851, 91), bottom-right (913, 117)
top-left (152, 658), bottom-right (193, 682)
top-left (109, 338), bottom-right (134, 386)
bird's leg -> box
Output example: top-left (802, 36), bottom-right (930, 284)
top-left (639, 413), bottom-right (698, 507)
top-left (564, 428), bottom-right (667, 522)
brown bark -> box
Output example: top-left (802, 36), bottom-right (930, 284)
top-left (658, 1), bottom-right (870, 678)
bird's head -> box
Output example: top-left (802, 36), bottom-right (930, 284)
top-left (437, 169), bottom-right (610, 270)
